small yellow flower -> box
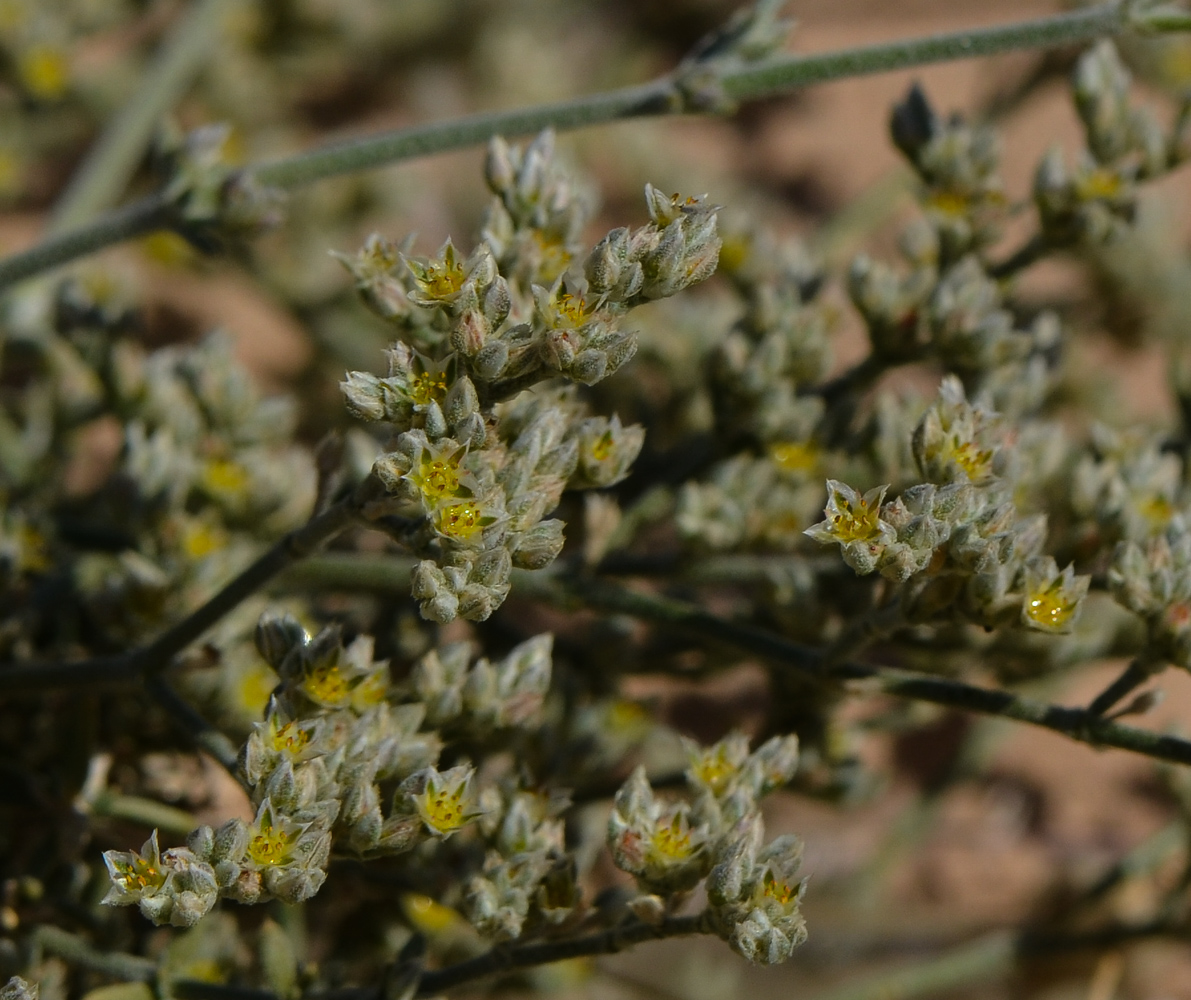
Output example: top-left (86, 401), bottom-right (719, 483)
top-left (181, 519), bottom-right (228, 560)
top-left (406, 240), bottom-right (469, 304)
top-left (434, 499), bottom-right (494, 541)
top-left (1021, 559), bottom-right (1089, 634)
top-left (406, 444), bottom-right (467, 502)
top-left (1074, 167), bottom-right (1124, 202)
top-left (943, 434), bottom-right (994, 482)
top-left (647, 813), bottom-right (695, 862)
top-left (247, 804), bottom-right (302, 868)
top-left (350, 667), bottom-right (390, 711)
top-left (413, 766), bottom-right (479, 837)
top-left (769, 441), bottom-right (819, 475)
top-left (1023, 581), bottom-right (1079, 631)
top-left (686, 732), bottom-right (752, 796)
top-left (108, 845), bottom-right (166, 894)
top-left (1135, 493), bottom-right (1176, 534)
top-left (761, 870), bottom-right (799, 907)
top-left (267, 716), bottom-right (312, 757)
top-left (926, 190), bottom-right (970, 218)
top-left (820, 482), bottom-right (885, 543)
top-left (201, 459), bottom-right (250, 498)
top-left (300, 661), bottom-right (351, 708)
top-left (18, 44), bottom-right (69, 100)
top-left (409, 368), bottom-right (448, 406)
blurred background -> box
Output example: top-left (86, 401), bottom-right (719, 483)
top-left (3, 1), bottom-right (1191, 998)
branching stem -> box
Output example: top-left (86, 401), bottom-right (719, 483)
top-left (0, 3), bottom-right (1132, 292)
top-left (275, 554), bottom-right (1191, 769)
top-left (0, 486), bottom-right (373, 695)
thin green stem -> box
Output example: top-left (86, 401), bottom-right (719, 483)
top-left (34, 926), bottom-right (157, 983)
top-left (89, 790), bottom-right (198, 837)
top-left (0, 3), bottom-right (1134, 292)
top-left (50, 0), bottom-right (228, 232)
top-left (719, 3), bottom-right (1126, 101)
top-left (251, 82), bottom-right (673, 190)
top-left (0, 194), bottom-right (174, 291)
top-left (804, 932), bottom-right (1015, 1000)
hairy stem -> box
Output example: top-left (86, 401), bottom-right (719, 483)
top-left (0, 3), bottom-right (1132, 292)
top-left (1086, 656), bottom-right (1160, 717)
top-left (279, 554), bottom-right (1191, 769)
top-left (34, 926), bottom-right (157, 983)
top-left (50, 0), bottom-right (228, 232)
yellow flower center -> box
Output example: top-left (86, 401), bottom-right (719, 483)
top-left (762, 871), bottom-right (798, 906)
top-left (269, 720), bottom-right (311, 756)
top-left (947, 436), bottom-right (993, 481)
top-left (422, 789), bottom-right (468, 832)
top-left (409, 370), bottom-right (448, 406)
top-left (19, 45), bottom-right (69, 100)
top-left (770, 442), bottom-right (819, 474)
top-left (589, 431), bottom-right (614, 463)
top-left (555, 293), bottom-right (589, 326)
top-left (422, 260), bottom-right (466, 299)
top-left (436, 500), bottom-right (487, 540)
top-left (1075, 168), bottom-right (1123, 202)
top-left (1137, 494), bottom-right (1175, 532)
top-left (351, 670), bottom-right (388, 709)
top-left (1024, 581), bottom-right (1078, 630)
top-left (828, 495), bottom-right (881, 543)
top-left (202, 460), bottom-right (250, 497)
top-left (247, 828), bottom-right (293, 867)
top-left (302, 663), bottom-right (350, 706)
top-left (412, 457), bottom-right (462, 500)
top-left (926, 190), bottom-right (970, 217)
top-left (182, 521), bottom-right (228, 560)
top-left (693, 751), bottom-right (735, 794)
top-left (649, 816), bottom-right (693, 861)
top-left (113, 859), bottom-right (165, 893)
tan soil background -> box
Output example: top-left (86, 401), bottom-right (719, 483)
top-left (6, 1), bottom-right (1191, 998)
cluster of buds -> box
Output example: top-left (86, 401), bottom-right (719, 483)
top-left (157, 124), bottom-right (286, 253)
top-left (411, 633), bottom-right (553, 732)
top-left (340, 133), bottom-right (719, 622)
top-left (710, 225), bottom-right (831, 442)
top-left (467, 787), bottom-right (576, 939)
top-left (102, 615), bottom-right (558, 925)
top-left (1035, 42), bottom-right (1184, 246)
top-left (102, 829), bottom-right (220, 928)
top-left (1109, 522), bottom-right (1191, 667)
top-left (707, 816), bottom-right (807, 965)
top-left (676, 227), bottom-right (839, 552)
top-left (1072, 425), bottom-right (1184, 542)
top-left (890, 84), bottom-right (1006, 261)
top-left (75, 333), bottom-right (314, 646)
top-left (483, 130), bottom-right (595, 288)
top-left (805, 378), bottom-right (1090, 631)
top-left (677, 451), bottom-right (826, 551)
top-left (607, 732), bottom-right (802, 963)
